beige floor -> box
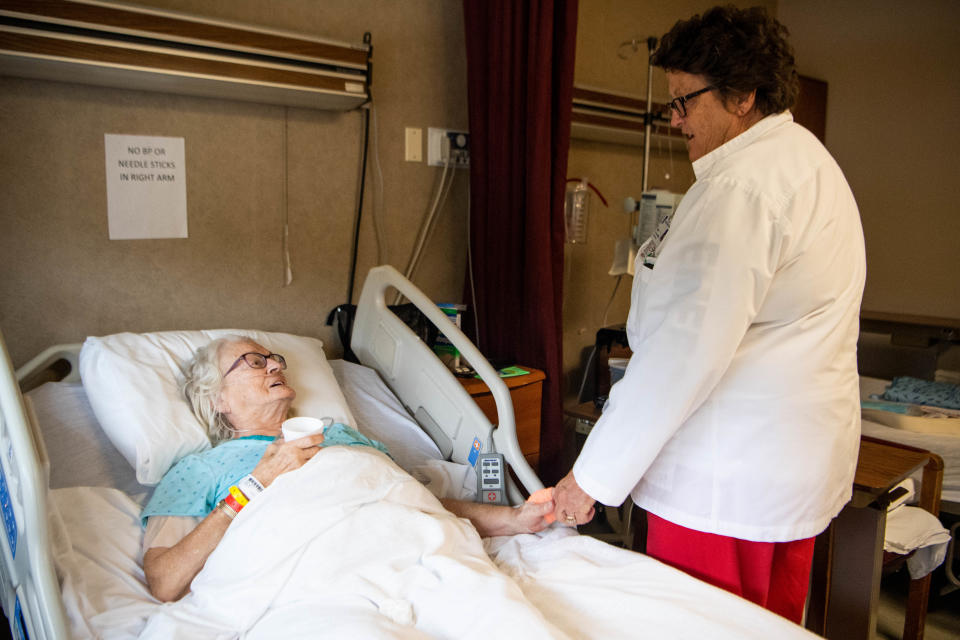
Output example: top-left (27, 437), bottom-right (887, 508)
top-left (875, 570), bottom-right (960, 640)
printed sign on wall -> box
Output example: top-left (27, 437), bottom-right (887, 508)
top-left (104, 134), bottom-right (187, 239)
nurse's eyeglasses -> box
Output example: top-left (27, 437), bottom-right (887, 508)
top-left (223, 352), bottom-right (287, 377)
top-left (667, 85), bottom-right (716, 118)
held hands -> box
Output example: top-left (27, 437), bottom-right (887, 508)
top-left (252, 432), bottom-right (325, 487)
top-left (513, 496), bottom-right (556, 534)
top-left (551, 471), bottom-right (596, 527)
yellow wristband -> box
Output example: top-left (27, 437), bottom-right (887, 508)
top-left (229, 485), bottom-right (249, 507)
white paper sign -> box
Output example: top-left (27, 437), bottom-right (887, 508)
top-left (104, 134), bottom-right (187, 239)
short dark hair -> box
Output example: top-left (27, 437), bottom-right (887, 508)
top-left (651, 5), bottom-right (798, 115)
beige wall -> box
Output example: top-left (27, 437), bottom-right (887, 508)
top-left (778, 0), bottom-right (960, 320)
top-left (0, 0), bottom-right (470, 367)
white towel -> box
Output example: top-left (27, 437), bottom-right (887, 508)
top-left (884, 505), bottom-right (952, 578)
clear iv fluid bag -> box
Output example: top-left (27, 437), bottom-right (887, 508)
top-left (565, 179), bottom-right (589, 244)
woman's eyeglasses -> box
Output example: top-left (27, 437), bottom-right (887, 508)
top-left (666, 85), bottom-right (716, 118)
top-left (223, 352), bottom-right (287, 377)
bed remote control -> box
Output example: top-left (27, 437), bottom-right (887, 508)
top-left (477, 453), bottom-right (508, 505)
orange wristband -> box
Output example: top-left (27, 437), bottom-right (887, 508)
top-left (223, 493), bottom-right (244, 514)
top-left (229, 485), bottom-right (249, 507)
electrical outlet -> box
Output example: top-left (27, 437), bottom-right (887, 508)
top-left (427, 128), bottom-right (470, 168)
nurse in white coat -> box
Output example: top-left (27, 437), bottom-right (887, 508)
top-left (552, 6), bottom-right (865, 623)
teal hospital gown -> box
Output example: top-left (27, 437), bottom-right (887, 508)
top-left (141, 423), bottom-right (389, 526)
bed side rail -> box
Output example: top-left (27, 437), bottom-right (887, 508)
top-left (15, 344), bottom-right (82, 393)
top-left (0, 331), bottom-right (69, 639)
top-left (351, 265), bottom-right (544, 502)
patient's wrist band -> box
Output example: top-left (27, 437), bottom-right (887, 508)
top-left (239, 474), bottom-right (264, 497)
top-left (217, 498), bottom-right (237, 520)
top-left (223, 493), bottom-right (244, 514)
top-left (229, 485), bottom-right (250, 506)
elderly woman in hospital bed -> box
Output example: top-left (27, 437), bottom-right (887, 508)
top-left (141, 335), bottom-right (554, 603)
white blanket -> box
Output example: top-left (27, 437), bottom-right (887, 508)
top-left (487, 531), bottom-right (818, 640)
top-left (140, 447), bottom-right (566, 639)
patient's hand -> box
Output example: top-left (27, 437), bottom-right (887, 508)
top-left (513, 499), bottom-right (555, 533)
top-left (441, 497), bottom-right (555, 537)
top-left (253, 433), bottom-right (325, 486)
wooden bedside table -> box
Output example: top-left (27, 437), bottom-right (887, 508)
top-left (456, 367), bottom-right (545, 471)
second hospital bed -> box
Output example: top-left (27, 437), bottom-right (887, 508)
top-left (0, 265), bottom-right (819, 639)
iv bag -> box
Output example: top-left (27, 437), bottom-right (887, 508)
top-left (565, 179), bottom-right (589, 244)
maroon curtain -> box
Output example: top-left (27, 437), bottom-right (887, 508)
top-left (462, 0), bottom-right (577, 484)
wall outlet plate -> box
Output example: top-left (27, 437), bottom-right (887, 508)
top-left (427, 128), bottom-right (469, 168)
top-left (404, 127), bottom-right (422, 162)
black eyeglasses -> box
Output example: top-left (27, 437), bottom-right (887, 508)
top-left (667, 85), bottom-right (715, 118)
top-left (223, 352), bottom-right (287, 377)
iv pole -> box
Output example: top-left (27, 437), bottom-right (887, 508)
top-left (641, 36), bottom-right (657, 193)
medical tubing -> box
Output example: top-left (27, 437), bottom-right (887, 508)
top-left (370, 105), bottom-right (386, 264)
top-left (564, 178), bottom-right (609, 207)
top-left (601, 275), bottom-right (623, 328)
top-left (642, 36), bottom-right (657, 192)
top-left (466, 183), bottom-right (480, 349)
top-left (576, 344), bottom-right (597, 403)
top-left (395, 144), bottom-right (453, 304)
top-left (411, 156), bottom-right (457, 277)
top-left (282, 107), bottom-right (292, 286)
top-left (407, 142), bottom-right (452, 277)
top-left (346, 105), bottom-right (371, 305)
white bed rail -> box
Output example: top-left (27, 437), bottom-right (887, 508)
top-left (351, 265), bottom-right (544, 503)
top-left (0, 331), bottom-right (69, 640)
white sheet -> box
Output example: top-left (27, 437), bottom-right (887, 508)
top-left (48, 459), bottom-right (817, 640)
top-left (47, 487), bottom-right (156, 639)
top-left (139, 446), bottom-right (564, 639)
top-left (487, 531), bottom-right (818, 640)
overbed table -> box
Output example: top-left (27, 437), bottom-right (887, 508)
top-left (806, 436), bottom-right (943, 640)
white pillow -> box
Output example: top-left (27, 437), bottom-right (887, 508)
top-left (79, 329), bottom-right (355, 486)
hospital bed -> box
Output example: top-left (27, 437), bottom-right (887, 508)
top-left (0, 265), bottom-right (818, 639)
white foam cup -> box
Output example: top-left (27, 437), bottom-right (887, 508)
top-left (281, 416), bottom-right (331, 442)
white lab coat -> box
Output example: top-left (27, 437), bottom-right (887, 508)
top-left (573, 112), bottom-right (866, 542)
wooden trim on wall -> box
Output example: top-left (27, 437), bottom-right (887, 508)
top-left (0, 0), bottom-right (371, 109)
top-left (571, 85), bottom-right (685, 147)
top-left (1, 30), bottom-right (354, 92)
top-left (0, 0), bottom-right (368, 66)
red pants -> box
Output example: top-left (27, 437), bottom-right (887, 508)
top-left (645, 512), bottom-right (815, 624)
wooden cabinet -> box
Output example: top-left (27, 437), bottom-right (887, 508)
top-left (457, 368), bottom-right (545, 470)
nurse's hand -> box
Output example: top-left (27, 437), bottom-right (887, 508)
top-left (552, 471), bottom-right (596, 527)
